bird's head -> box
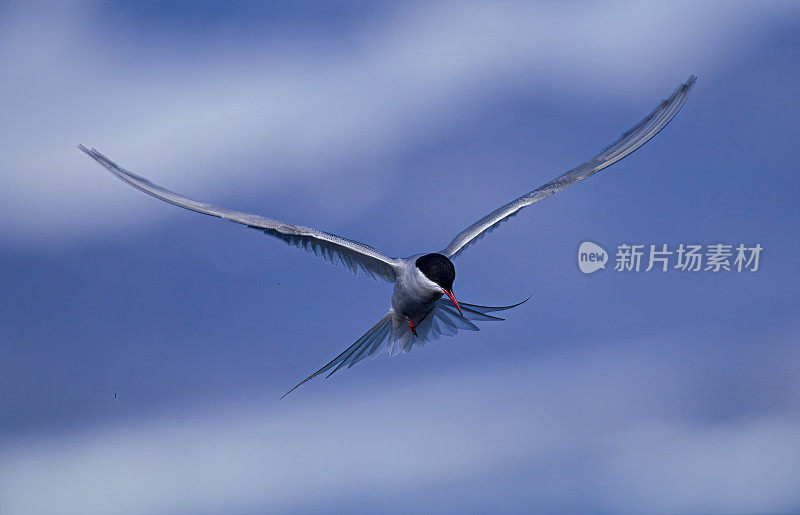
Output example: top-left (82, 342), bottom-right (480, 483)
top-left (415, 253), bottom-right (462, 316)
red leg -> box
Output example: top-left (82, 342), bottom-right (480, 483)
top-left (407, 320), bottom-right (417, 336)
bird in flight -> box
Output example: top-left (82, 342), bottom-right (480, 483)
top-left (79, 75), bottom-right (696, 397)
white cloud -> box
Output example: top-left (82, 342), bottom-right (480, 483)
top-left (1, 1), bottom-right (796, 244)
top-left (2, 333), bottom-right (799, 514)
top-left (598, 419), bottom-right (800, 513)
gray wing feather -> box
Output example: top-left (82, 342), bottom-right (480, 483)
top-left (441, 75), bottom-right (696, 259)
top-left (78, 146), bottom-right (399, 282)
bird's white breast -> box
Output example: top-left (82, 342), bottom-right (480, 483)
top-left (391, 257), bottom-right (444, 322)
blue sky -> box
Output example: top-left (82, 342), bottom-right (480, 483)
top-left (1, 1), bottom-right (799, 513)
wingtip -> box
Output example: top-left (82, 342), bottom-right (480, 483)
top-left (77, 145), bottom-right (114, 170)
top-left (77, 144), bottom-right (103, 161)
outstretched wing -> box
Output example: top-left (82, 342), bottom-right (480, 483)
top-left (441, 75), bottom-right (696, 259)
top-left (78, 146), bottom-right (400, 282)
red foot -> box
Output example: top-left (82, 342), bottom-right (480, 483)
top-left (408, 320), bottom-right (417, 336)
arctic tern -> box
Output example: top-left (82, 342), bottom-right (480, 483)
top-left (78, 75), bottom-right (696, 396)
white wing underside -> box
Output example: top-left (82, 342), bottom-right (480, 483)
top-left (78, 146), bottom-right (400, 282)
top-left (282, 296), bottom-right (529, 397)
top-left (79, 76), bottom-right (695, 397)
top-left (441, 75), bottom-right (697, 259)
top-left (80, 76), bottom-right (695, 276)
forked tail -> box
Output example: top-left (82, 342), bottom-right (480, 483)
top-left (281, 295), bottom-right (531, 398)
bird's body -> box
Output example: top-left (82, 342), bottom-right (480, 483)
top-left (79, 75), bottom-right (696, 396)
top-left (392, 256), bottom-right (444, 325)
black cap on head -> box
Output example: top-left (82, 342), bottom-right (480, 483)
top-left (415, 253), bottom-right (455, 291)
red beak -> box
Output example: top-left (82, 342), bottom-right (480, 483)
top-left (443, 289), bottom-right (463, 317)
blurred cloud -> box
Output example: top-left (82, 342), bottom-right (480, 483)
top-left (2, 4), bottom-right (799, 513)
top-left (599, 420), bottom-right (800, 513)
top-left (1, 1), bottom-right (797, 244)
top-left (2, 331), bottom-right (799, 514)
